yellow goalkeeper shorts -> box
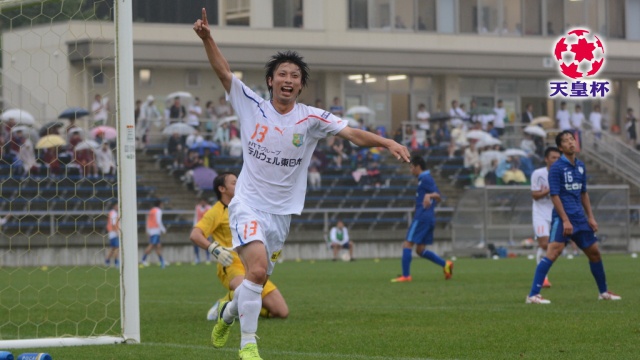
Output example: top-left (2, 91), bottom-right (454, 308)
top-left (217, 257), bottom-right (277, 298)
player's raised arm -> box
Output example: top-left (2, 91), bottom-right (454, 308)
top-left (194, 8), bottom-right (233, 93)
top-left (336, 126), bottom-right (410, 162)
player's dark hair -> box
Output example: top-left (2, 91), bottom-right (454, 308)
top-left (410, 155), bottom-right (426, 170)
top-left (544, 147), bottom-right (561, 158)
top-left (154, 199), bottom-right (163, 207)
top-left (265, 50), bottom-right (309, 99)
top-left (213, 172), bottom-right (236, 200)
top-left (555, 130), bottom-right (575, 148)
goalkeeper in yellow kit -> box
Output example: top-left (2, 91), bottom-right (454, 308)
top-left (190, 172), bottom-right (289, 320)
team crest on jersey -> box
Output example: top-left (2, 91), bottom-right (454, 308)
top-left (292, 133), bottom-right (304, 147)
top-left (270, 250), bottom-right (282, 262)
top-left (578, 166), bottom-right (584, 174)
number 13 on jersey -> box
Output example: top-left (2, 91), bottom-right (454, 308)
top-left (243, 220), bottom-right (258, 239)
top-left (251, 123), bottom-right (269, 143)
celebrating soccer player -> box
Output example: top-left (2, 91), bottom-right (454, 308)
top-left (525, 131), bottom-right (620, 304)
top-left (193, 8), bottom-right (410, 359)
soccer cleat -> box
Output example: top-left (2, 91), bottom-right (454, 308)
top-left (598, 291), bottom-right (621, 301)
top-left (238, 343), bottom-right (262, 360)
top-left (211, 301), bottom-right (234, 348)
top-left (390, 275), bottom-right (412, 283)
top-left (525, 294), bottom-right (551, 304)
top-left (542, 278), bottom-right (552, 288)
top-left (207, 300), bottom-right (219, 321)
top-left (443, 260), bottom-right (454, 280)
top-left (142, 261), bottom-right (149, 267)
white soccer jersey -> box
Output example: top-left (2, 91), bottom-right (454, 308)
top-left (530, 167), bottom-right (553, 221)
top-left (227, 76), bottom-right (348, 215)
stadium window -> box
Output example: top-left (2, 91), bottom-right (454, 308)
top-left (458, 0), bottom-right (477, 33)
top-left (479, 0), bottom-right (499, 34)
top-left (132, 0), bottom-right (219, 24)
top-left (416, 0), bottom-right (436, 32)
top-left (369, 0), bottom-right (393, 30)
top-left (186, 70), bottom-right (200, 88)
top-left (502, 0), bottom-right (521, 36)
top-left (606, 0), bottom-right (625, 39)
top-left (274, 0), bottom-right (303, 28)
top-left (349, 0), bottom-right (369, 29)
top-left (224, 0), bottom-right (250, 26)
top-left (545, 0), bottom-right (563, 36)
top-left (523, 0), bottom-right (542, 36)
top-left (139, 69), bottom-right (152, 87)
top-left (92, 68), bottom-right (105, 86)
top-left (565, 0), bottom-right (586, 31)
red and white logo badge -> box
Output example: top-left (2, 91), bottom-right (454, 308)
top-left (553, 29), bottom-right (605, 79)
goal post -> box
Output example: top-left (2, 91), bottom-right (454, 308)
top-left (0, 0), bottom-right (139, 349)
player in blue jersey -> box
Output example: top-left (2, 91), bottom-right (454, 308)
top-left (525, 130), bottom-right (620, 304)
top-left (391, 155), bottom-right (453, 282)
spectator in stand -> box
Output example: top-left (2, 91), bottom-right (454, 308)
top-left (520, 133), bottom-right (537, 156)
top-left (493, 99), bottom-right (506, 137)
top-left (571, 104), bottom-right (585, 148)
top-left (214, 122), bottom-right (230, 155)
top-left (214, 95), bottom-right (233, 119)
top-left (308, 154), bottom-right (322, 190)
top-left (329, 220), bottom-right (354, 261)
top-left (328, 136), bottom-right (347, 168)
top-left (138, 95), bottom-right (162, 148)
top-left (205, 100), bottom-right (216, 131)
top-left (169, 96), bottom-right (186, 123)
top-left (75, 148), bottom-right (98, 177)
top-left (486, 121), bottom-right (499, 139)
top-left (364, 159), bottom-right (382, 189)
top-left (228, 135), bottom-right (242, 157)
top-left (329, 97), bottom-right (344, 117)
top-left (463, 141), bottom-right (480, 177)
top-left (92, 94), bottom-right (109, 126)
top-left (182, 149), bottom-right (203, 190)
top-left (186, 129), bottom-right (204, 149)
top-left (18, 138), bottom-right (37, 175)
top-left (187, 97), bottom-right (203, 129)
top-left (556, 101), bottom-right (571, 131)
top-left (202, 147), bottom-right (215, 169)
top-left (229, 120), bottom-right (240, 139)
top-left (416, 103), bottom-right (431, 147)
top-left (134, 99), bottom-right (142, 125)
top-left (449, 100), bottom-right (466, 127)
top-left (166, 132), bottom-right (185, 170)
top-left (625, 108), bottom-right (637, 147)
top-left (589, 104), bottom-right (603, 140)
top-left (96, 142), bottom-right (116, 175)
top-left (522, 103), bottom-right (534, 125)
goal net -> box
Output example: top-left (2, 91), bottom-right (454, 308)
top-left (0, 0), bottom-right (139, 348)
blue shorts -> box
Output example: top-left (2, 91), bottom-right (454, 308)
top-left (109, 237), bottom-right (120, 248)
top-left (149, 235), bottom-right (161, 245)
top-left (549, 218), bottom-right (598, 249)
top-left (406, 219), bottom-right (434, 245)
top-left (331, 242), bottom-right (350, 249)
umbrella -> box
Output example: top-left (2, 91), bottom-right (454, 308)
top-left (1, 109), bottom-right (36, 125)
top-left (217, 115), bottom-right (238, 127)
top-left (530, 116), bottom-right (552, 126)
top-left (524, 126), bottom-right (546, 138)
top-left (476, 137), bottom-right (502, 148)
top-left (74, 140), bottom-right (100, 151)
top-left (193, 166), bottom-right (218, 191)
top-left (11, 125), bottom-right (30, 133)
top-left (36, 134), bottom-right (66, 149)
top-left (166, 91), bottom-right (193, 103)
top-left (428, 113), bottom-right (451, 122)
top-left (346, 106), bottom-right (375, 116)
top-left (162, 123), bottom-right (196, 136)
top-left (91, 125), bottom-right (117, 140)
top-left (39, 121), bottom-right (64, 136)
top-left (343, 117), bottom-right (360, 127)
top-left (466, 130), bottom-right (488, 140)
top-left (191, 140), bottom-right (220, 154)
top-left (503, 148), bottom-right (528, 157)
top-left (68, 127), bottom-right (84, 135)
top-left (58, 107), bottom-right (90, 120)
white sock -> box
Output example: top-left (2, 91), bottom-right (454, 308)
top-left (536, 247), bottom-right (545, 264)
top-left (238, 279), bottom-right (263, 348)
top-left (222, 284), bottom-right (241, 324)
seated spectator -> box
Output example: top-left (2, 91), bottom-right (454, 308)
top-left (329, 220), bottom-right (354, 261)
top-left (166, 132), bottom-right (185, 170)
top-left (364, 160), bottom-right (382, 189)
top-left (96, 142), bottom-right (116, 175)
top-left (18, 138), bottom-right (38, 175)
top-left (329, 136), bottom-right (348, 168)
top-left (308, 154), bottom-right (322, 190)
top-left (463, 141), bottom-right (480, 176)
top-left (75, 148), bottom-right (98, 177)
top-left (435, 123), bottom-right (451, 146)
top-left (201, 148), bottom-right (214, 169)
top-left (486, 121), bottom-right (499, 139)
top-left (520, 133), bottom-right (536, 155)
top-left (181, 150), bottom-right (202, 190)
top-left (229, 135), bottom-right (242, 157)
top-left (214, 122), bottom-right (230, 155)
top-left (186, 129), bottom-right (204, 149)
top-left (502, 166), bottom-right (527, 185)
top-left (329, 97), bottom-right (344, 117)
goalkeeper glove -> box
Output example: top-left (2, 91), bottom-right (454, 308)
top-left (208, 241), bottom-right (233, 266)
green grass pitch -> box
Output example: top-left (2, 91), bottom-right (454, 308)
top-left (6, 254), bottom-right (640, 359)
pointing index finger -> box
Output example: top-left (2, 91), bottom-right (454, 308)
top-left (202, 8), bottom-right (208, 25)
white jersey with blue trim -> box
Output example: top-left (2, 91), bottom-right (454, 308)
top-left (227, 76), bottom-right (348, 215)
top-left (530, 167), bottom-right (553, 221)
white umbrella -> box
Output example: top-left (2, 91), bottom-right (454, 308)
top-left (68, 127), bottom-right (84, 135)
top-left (346, 106), bottom-right (374, 116)
top-left (74, 140), bottom-right (100, 151)
top-left (524, 125), bottom-right (546, 138)
top-left (503, 148), bottom-right (528, 157)
top-left (1, 109), bottom-right (36, 125)
top-left (217, 115), bottom-right (238, 127)
top-left (343, 117), bottom-right (360, 127)
top-left (11, 125), bottom-right (30, 133)
top-left (162, 122), bottom-right (196, 136)
top-left (530, 116), bottom-right (552, 126)
top-left (466, 130), bottom-right (487, 140)
top-left (166, 91), bottom-right (193, 103)
top-left (476, 137), bottom-right (502, 148)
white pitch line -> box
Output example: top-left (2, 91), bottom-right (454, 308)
top-left (141, 342), bottom-right (455, 360)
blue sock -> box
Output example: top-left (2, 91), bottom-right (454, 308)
top-left (105, 259), bottom-right (110, 265)
top-left (115, 259), bottom-right (119, 266)
top-left (194, 246), bottom-right (200, 262)
top-left (589, 260), bottom-right (607, 294)
top-left (421, 250), bottom-right (446, 267)
top-left (142, 254), bottom-right (148, 262)
top-left (529, 257), bottom-right (554, 297)
top-left (159, 256), bottom-right (165, 267)
top-left (401, 248), bottom-right (412, 277)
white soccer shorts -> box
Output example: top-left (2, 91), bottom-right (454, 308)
top-left (533, 216), bottom-right (551, 238)
top-left (229, 198), bottom-right (291, 275)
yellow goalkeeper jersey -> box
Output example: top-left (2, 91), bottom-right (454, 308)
top-left (194, 201), bottom-right (233, 249)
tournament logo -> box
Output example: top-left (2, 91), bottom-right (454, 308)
top-left (549, 28), bottom-right (609, 99)
top-left (292, 133), bottom-right (304, 147)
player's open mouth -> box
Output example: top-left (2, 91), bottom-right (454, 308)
top-left (281, 86), bottom-right (294, 95)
